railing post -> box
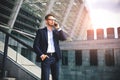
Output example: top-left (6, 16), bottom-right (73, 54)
top-left (1, 34), bottom-right (9, 78)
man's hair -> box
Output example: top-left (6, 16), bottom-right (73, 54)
top-left (45, 14), bottom-right (54, 20)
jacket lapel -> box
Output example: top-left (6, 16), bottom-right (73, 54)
top-left (43, 27), bottom-right (48, 43)
top-left (53, 30), bottom-right (57, 44)
top-left (53, 30), bottom-right (56, 39)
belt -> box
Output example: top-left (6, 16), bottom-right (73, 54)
top-left (46, 52), bottom-right (55, 56)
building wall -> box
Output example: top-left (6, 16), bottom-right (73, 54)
top-left (60, 27), bottom-right (120, 80)
top-left (60, 48), bottom-right (120, 80)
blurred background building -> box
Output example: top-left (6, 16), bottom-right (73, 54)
top-left (0, 0), bottom-right (120, 80)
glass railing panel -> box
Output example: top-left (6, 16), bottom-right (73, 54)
top-left (0, 32), bottom-right (5, 52)
top-left (0, 25), bottom-right (41, 79)
top-left (0, 24), bottom-right (38, 66)
top-left (8, 37), bottom-right (36, 64)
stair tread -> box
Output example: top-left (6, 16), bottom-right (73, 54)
top-left (2, 77), bottom-right (16, 80)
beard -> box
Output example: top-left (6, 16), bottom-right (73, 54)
top-left (47, 23), bottom-right (54, 27)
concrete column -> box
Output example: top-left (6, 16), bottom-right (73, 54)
top-left (87, 29), bottom-right (94, 40)
top-left (70, 3), bottom-right (84, 38)
top-left (8, 0), bottom-right (23, 29)
top-left (96, 29), bottom-right (104, 39)
top-left (97, 49), bottom-right (105, 66)
top-left (82, 50), bottom-right (90, 66)
top-left (68, 50), bottom-right (75, 67)
top-left (61, 0), bottom-right (74, 26)
top-left (117, 27), bottom-right (120, 38)
top-left (106, 28), bottom-right (115, 39)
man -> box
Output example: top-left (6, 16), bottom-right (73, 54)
top-left (33, 14), bottom-right (67, 80)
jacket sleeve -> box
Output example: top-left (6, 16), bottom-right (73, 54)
top-left (57, 30), bottom-right (67, 41)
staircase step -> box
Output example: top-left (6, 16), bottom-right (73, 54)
top-left (2, 77), bottom-right (16, 80)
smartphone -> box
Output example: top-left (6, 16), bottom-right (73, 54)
top-left (54, 22), bottom-right (58, 26)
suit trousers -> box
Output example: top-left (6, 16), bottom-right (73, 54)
top-left (41, 54), bottom-right (59, 80)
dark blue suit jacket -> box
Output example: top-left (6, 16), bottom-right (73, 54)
top-left (33, 27), bottom-right (66, 62)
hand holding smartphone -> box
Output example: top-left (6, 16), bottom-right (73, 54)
top-left (54, 22), bottom-right (60, 29)
top-left (54, 22), bottom-right (58, 26)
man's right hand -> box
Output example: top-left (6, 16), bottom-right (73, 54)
top-left (40, 54), bottom-right (49, 61)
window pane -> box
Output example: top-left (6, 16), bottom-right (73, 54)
top-left (105, 49), bottom-right (114, 66)
top-left (90, 49), bottom-right (98, 66)
top-left (75, 50), bottom-right (82, 66)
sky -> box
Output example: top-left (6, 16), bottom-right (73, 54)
top-left (85, 0), bottom-right (120, 29)
top-left (85, 0), bottom-right (120, 38)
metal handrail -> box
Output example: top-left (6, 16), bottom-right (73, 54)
top-left (0, 25), bottom-right (37, 78)
top-left (0, 24), bottom-right (35, 39)
top-left (0, 25), bottom-right (34, 51)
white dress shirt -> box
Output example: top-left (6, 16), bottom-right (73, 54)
top-left (47, 29), bottom-right (55, 53)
